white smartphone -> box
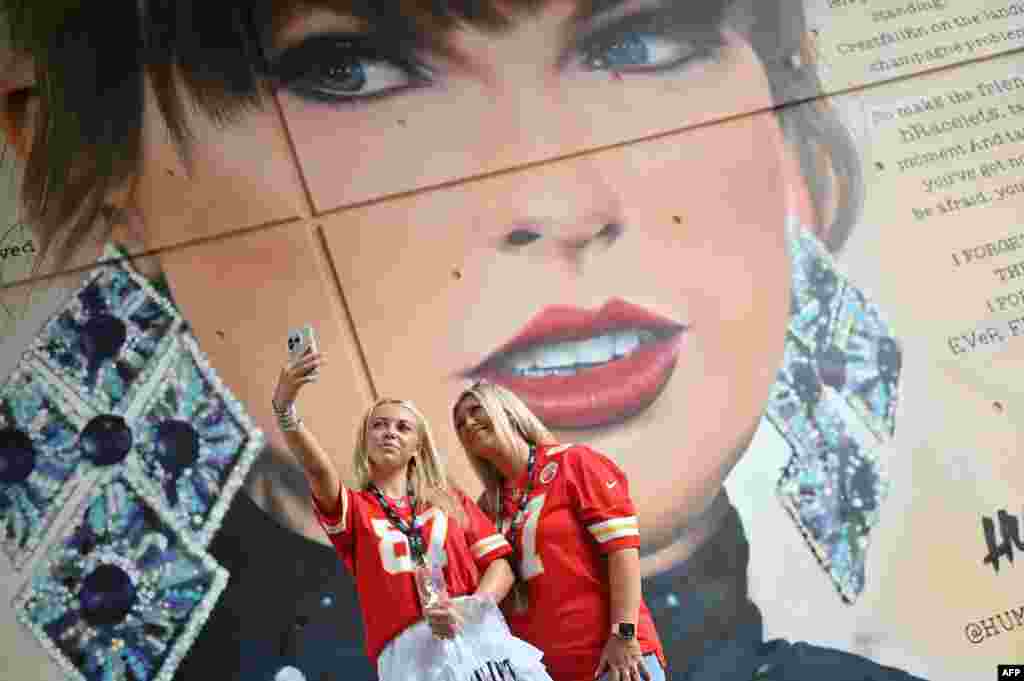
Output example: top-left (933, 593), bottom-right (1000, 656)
top-left (287, 325), bottom-right (319, 376)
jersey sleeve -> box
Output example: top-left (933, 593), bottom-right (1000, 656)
top-left (565, 446), bottom-right (641, 554)
top-left (459, 491), bottom-right (512, 569)
top-left (311, 482), bottom-right (355, 554)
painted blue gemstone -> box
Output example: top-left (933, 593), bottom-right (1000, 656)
top-left (791, 361), bottom-right (821, 405)
top-left (818, 346), bottom-right (847, 390)
top-left (79, 564), bottom-right (136, 626)
top-left (80, 415), bottom-right (133, 466)
top-left (877, 337), bottom-right (901, 381)
top-left (810, 259), bottom-right (838, 300)
top-left (155, 420), bottom-right (199, 476)
top-left (849, 464), bottom-right (879, 513)
top-left (0, 428), bottom-right (36, 484)
top-left (80, 313), bottom-right (127, 365)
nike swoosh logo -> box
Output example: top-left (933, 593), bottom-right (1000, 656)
top-left (606, 480), bottom-right (617, 488)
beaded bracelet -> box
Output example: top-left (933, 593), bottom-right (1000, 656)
top-left (272, 399), bottom-right (303, 432)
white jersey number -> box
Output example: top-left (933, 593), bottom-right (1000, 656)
top-left (517, 494), bottom-right (547, 580)
top-left (372, 507), bottom-right (449, 575)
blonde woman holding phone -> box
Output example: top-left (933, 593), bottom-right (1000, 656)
top-left (272, 346), bottom-right (554, 681)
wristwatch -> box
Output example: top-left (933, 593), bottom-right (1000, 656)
top-left (611, 622), bottom-right (636, 640)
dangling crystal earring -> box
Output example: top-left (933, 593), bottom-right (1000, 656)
top-left (765, 219), bottom-right (902, 604)
top-left (2, 244), bottom-right (263, 681)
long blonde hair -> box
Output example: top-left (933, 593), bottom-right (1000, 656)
top-left (453, 381), bottom-right (557, 518)
top-left (353, 398), bottom-right (464, 523)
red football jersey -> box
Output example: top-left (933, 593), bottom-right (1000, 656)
top-left (497, 444), bottom-right (665, 681)
top-left (312, 484), bottom-right (512, 664)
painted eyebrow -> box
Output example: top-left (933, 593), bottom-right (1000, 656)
top-left (271, 0), bottom-right (640, 53)
top-left (575, 0), bottom-right (729, 45)
top-left (268, 1), bottom-right (422, 52)
top-left (577, 0), bottom-right (654, 31)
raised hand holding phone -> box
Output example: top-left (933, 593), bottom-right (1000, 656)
top-left (287, 325), bottom-right (319, 375)
top-left (274, 325), bottom-right (326, 408)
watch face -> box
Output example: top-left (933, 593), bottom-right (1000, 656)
top-left (617, 623), bottom-right (636, 639)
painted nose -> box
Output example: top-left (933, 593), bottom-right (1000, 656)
top-left (497, 156), bottom-right (625, 276)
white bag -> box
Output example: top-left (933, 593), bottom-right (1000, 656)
top-left (377, 596), bottom-right (553, 681)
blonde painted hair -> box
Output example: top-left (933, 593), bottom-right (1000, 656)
top-left (353, 398), bottom-right (464, 523)
top-left (453, 381), bottom-right (557, 517)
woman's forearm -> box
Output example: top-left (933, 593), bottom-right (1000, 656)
top-left (607, 548), bottom-right (643, 629)
top-left (271, 352), bottom-right (342, 510)
top-left (279, 419), bottom-right (343, 511)
top-left (474, 558), bottom-right (515, 602)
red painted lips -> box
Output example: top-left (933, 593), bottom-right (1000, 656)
top-left (463, 298), bottom-right (686, 429)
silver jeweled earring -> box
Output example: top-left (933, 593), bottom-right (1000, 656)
top-left (1, 244), bottom-right (263, 681)
top-left (766, 220), bottom-right (901, 604)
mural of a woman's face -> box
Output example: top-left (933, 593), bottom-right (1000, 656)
top-left (6, 1), bottom-right (801, 552)
top-left (273, 4), bottom-right (796, 552)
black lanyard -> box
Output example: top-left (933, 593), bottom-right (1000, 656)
top-left (496, 446), bottom-right (536, 557)
top-left (369, 477), bottom-right (426, 565)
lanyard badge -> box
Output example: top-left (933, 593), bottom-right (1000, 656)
top-left (496, 446), bottom-right (536, 613)
top-left (370, 480), bottom-right (449, 610)
top-left (413, 560), bottom-right (448, 610)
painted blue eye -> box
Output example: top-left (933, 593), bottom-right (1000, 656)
top-left (582, 33), bottom-right (649, 70)
top-left (272, 36), bottom-right (431, 104)
top-left (579, 32), bottom-right (699, 73)
top-left (321, 59), bottom-right (366, 92)
top-left (306, 58), bottom-right (411, 98)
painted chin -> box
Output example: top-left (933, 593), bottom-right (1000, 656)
top-left (634, 417), bottom-right (761, 558)
top-left (461, 298), bottom-right (687, 430)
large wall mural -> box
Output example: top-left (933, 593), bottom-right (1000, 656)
top-left (1, 2), bottom-right (1022, 680)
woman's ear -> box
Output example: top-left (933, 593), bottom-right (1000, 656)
top-left (781, 125), bottom-right (839, 241)
top-left (102, 201), bottom-right (166, 280)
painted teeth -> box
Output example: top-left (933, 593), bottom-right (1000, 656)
top-left (502, 329), bottom-right (660, 376)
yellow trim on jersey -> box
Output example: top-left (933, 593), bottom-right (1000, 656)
top-left (318, 486), bottom-right (348, 535)
top-left (587, 516), bottom-right (639, 543)
top-left (471, 533), bottom-right (510, 559)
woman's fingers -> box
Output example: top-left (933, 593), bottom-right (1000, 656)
top-left (600, 649), bottom-right (647, 681)
top-left (274, 354), bottom-right (327, 404)
top-left (425, 602), bottom-right (463, 639)
top-left (435, 605), bottom-right (461, 629)
top-left (289, 352), bottom-right (326, 374)
top-left (449, 603), bottom-right (464, 628)
top-left (427, 619), bottom-right (455, 639)
top-left (619, 662), bottom-right (641, 681)
top-left (281, 354), bottom-right (327, 391)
